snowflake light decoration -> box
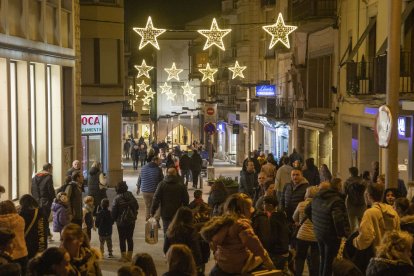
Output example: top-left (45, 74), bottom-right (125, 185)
top-left (164, 62), bottom-right (183, 81)
top-left (181, 82), bottom-right (193, 95)
top-left (197, 18), bottom-right (231, 51)
top-left (134, 60), bottom-right (153, 79)
top-left (133, 16), bottom-right (166, 50)
top-left (262, 13), bottom-right (297, 49)
top-left (144, 88), bottom-right (156, 99)
top-left (160, 82), bottom-right (172, 94)
top-left (137, 80), bottom-right (149, 92)
top-left (228, 61), bottom-right (247, 79)
top-left (199, 63), bottom-right (218, 82)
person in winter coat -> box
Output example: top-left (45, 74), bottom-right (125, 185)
top-left (95, 198), bottom-right (114, 258)
top-left (164, 207), bottom-right (203, 273)
top-left (61, 223), bottom-right (102, 275)
top-left (344, 178), bottom-right (367, 233)
top-left (366, 230), bottom-right (414, 276)
top-left (52, 192), bottom-right (70, 234)
top-left (164, 244), bottom-right (197, 276)
top-left (87, 161), bottom-right (107, 214)
top-left (281, 169), bottom-right (309, 224)
top-left (395, 197), bottom-right (414, 234)
top-left (319, 164), bottom-right (332, 183)
top-left (0, 200), bottom-right (28, 273)
top-left (66, 160), bottom-right (81, 177)
top-left (239, 160), bottom-right (258, 199)
top-left (255, 181), bottom-right (276, 212)
top-left (302, 158), bottom-right (320, 186)
top-left (150, 168), bottom-right (189, 234)
top-left (139, 144), bottom-right (148, 167)
top-left (275, 157), bottom-right (293, 202)
top-left (200, 193), bottom-right (275, 275)
top-left (131, 144), bottom-right (140, 170)
top-left (0, 228), bottom-right (19, 268)
top-left (208, 181), bottom-right (228, 217)
top-left (112, 181), bottom-right (139, 262)
top-left (19, 194), bottom-right (47, 259)
top-left (28, 247), bottom-right (74, 276)
top-left (179, 151), bottom-right (192, 187)
top-left (82, 196), bottom-right (95, 241)
top-left (293, 186), bottom-right (320, 276)
top-left (190, 150), bottom-right (203, 189)
top-left (252, 196), bottom-right (290, 271)
top-left (65, 170), bottom-right (84, 226)
top-left (31, 163), bottom-right (55, 241)
top-left (261, 159), bottom-right (277, 182)
top-left (305, 178), bottom-right (350, 276)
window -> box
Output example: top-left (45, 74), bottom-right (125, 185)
top-left (47, 65), bottom-right (52, 163)
top-left (63, 67), bottom-right (74, 146)
top-left (10, 61), bottom-right (18, 199)
top-left (307, 55), bottom-right (332, 108)
top-left (30, 64), bottom-right (37, 176)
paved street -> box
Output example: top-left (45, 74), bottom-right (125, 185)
top-left (49, 159), bottom-right (241, 275)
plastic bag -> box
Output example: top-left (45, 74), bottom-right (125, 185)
top-left (145, 217), bottom-right (158, 244)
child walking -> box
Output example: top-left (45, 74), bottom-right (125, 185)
top-left (82, 196), bottom-right (95, 241)
top-left (51, 192), bottom-right (70, 235)
top-left (95, 198), bottom-right (114, 258)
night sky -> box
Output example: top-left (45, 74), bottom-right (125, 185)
top-left (125, 0), bottom-right (222, 30)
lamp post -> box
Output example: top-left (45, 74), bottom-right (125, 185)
top-left (239, 83), bottom-right (257, 157)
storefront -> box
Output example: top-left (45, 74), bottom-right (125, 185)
top-left (81, 115), bottom-right (108, 179)
top-left (256, 115), bottom-right (290, 160)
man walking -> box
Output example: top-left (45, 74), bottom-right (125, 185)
top-left (239, 160), bottom-right (258, 200)
top-left (280, 169), bottom-right (309, 223)
top-left (150, 167), bottom-right (189, 233)
top-left (65, 170), bottom-right (84, 226)
top-left (32, 163), bottom-right (56, 240)
top-left (137, 156), bottom-right (164, 221)
top-left (190, 149), bottom-right (203, 189)
top-left (179, 151), bottom-right (192, 187)
top-left (275, 157), bottom-right (293, 202)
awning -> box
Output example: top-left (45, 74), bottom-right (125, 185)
top-left (256, 115), bottom-right (289, 129)
top-left (298, 118), bottom-right (332, 132)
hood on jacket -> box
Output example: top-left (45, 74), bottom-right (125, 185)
top-left (34, 171), bottom-right (51, 179)
top-left (89, 167), bottom-right (100, 176)
top-left (164, 175), bottom-right (180, 184)
top-left (0, 213), bottom-right (22, 229)
top-left (401, 215), bottom-right (414, 225)
top-left (367, 257), bottom-right (413, 275)
top-left (373, 202), bottom-right (399, 231)
top-left (317, 188), bottom-right (342, 199)
top-left (200, 215), bottom-right (237, 242)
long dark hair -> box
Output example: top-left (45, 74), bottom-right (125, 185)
top-left (132, 253), bottom-right (157, 276)
top-left (28, 247), bottom-right (68, 275)
top-left (166, 207), bottom-right (194, 238)
top-left (19, 194), bottom-right (39, 210)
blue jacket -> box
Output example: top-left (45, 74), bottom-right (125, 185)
top-left (137, 162), bottom-right (164, 193)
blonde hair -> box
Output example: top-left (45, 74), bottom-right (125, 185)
top-left (83, 196), bottom-right (94, 204)
top-left (305, 186), bottom-right (319, 199)
top-left (224, 193), bottom-right (253, 218)
top-left (376, 231), bottom-right (413, 264)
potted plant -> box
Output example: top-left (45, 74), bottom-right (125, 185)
top-left (213, 176), bottom-right (239, 195)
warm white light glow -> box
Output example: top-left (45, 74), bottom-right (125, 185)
top-left (262, 13), bottom-right (297, 49)
top-left (137, 80), bottom-right (149, 92)
top-left (164, 62), bottom-right (183, 81)
top-left (197, 18), bottom-right (231, 51)
top-left (133, 16), bottom-right (166, 50)
top-left (185, 92), bottom-right (196, 102)
top-left (142, 97), bottom-right (151, 105)
top-left (228, 61), bottom-right (246, 79)
top-left (145, 88), bottom-right (156, 99)
top-left (166, 91), bottom-right (176, 101)
top-left (181, 82), bottom-right (193, 95)
top-left (134, 60), bottom-right (154, 79)
top-left (160, 82), bottom-right (172, 94)
top-left (199, 63), bottom-right (218, 82)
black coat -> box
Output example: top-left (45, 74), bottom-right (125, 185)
top-left (87, 167), bottom-right (107, 208)
top-left (302, 167), bottom-right (320, 186)
top-left (191, 153), bottom-right (203, 172)
top-left (151, 175), bottom-right (189, 220)
top-left (179, 154), bottom-right (192, 171)
top-left (281, 180), bottom-right (309, 221)
top-left (306, 189), bottom-right (350, 240)
top-left (95, 208), bottom-right (114, 236)
top-left (163, 226), bottom-right (203, 265)
top-left (112, 191), bottom-right (139, 226)
top-left (239, 170), bottom-right (257, 198)
top-left (366, 258), bottom-right (414, 276)
top-left (31, 172), bottom-right (55, 208)
top-left (19, 208), bottom-right (47, 259)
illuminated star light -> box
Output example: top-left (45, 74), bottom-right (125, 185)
top-left (262, 13), bottom-right (297, 49)
top-left (199, 63), bottom-right (218, 82)
top-left (228, 61), bottom-right (247, 79)
top-left (144, 88), bottom-right (156, 99)
top-left (137, 80), bottom-right (149, 92)
top-left (142, 97), bottom-right (151, 105)
top-left (197, 18), bottom-right (231, 51)
top-left (164, 62), bottom-right (183, 81)
top-left (133, 16), bottom-right (166, 50)
top-left (185, 92), bottom-right (196, 102)
top-left (134, 60), bottom-right (154, 79)
top-left (160, 82), bottom-right (172, 94)
top-left (166, 92), bottom-right (176, 101)
top-left (181, 82), bottom-right (193, 95)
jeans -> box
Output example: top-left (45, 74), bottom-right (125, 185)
top-left (99, 235), bottom-right (113, 255)
top-left (117, 224), bottom-right (135, 253)
top-left (192, 170), bottom-right (200, 188)
top-left (181, 169), bottom-right (190, 186)
top-left (133, 159), bottom-right (138, 170)
top-left (142, 192), bottom-right (160, 221)
top-left (318, 238), bottom-right (341, 276)
top-left (295, 239), bottom-right (320, 276)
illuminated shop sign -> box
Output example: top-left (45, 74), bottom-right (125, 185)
top-left (256, 85), bottom-right (277, 97)
top-left (81, 115), bottom-right (103, 134)
top-left (398, 117), bottom-right (411, 138)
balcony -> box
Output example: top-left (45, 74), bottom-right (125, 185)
top-left (346, 52), bottom-right (413, 95)
top-left (289, 0), bottom-right (337, 32)
top-left (267, 98), bottom-right (293, 119)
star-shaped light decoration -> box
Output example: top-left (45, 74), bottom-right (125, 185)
top-left (165, 91), bottom-right (176, 101)
top-left (199, 63), bottom-right (218, 82)
top-left (142, 97), bottom-right (151, 106)
top-left (164, 62), bottom-right (183, 81)
top-left (181, 82), bottom-right (193, 95)
top-left (185, 92), bottom-right (196, 102)
top-left (159, 82), bottom-right (172, 94)
top-left (262, 13), bottom-right (297, 49)
top-left (134, 60), bottom-right (154, 79)
top-left (144, 88), bottom-right (156, 99)
top-left (197, 18), bottom-right (231, 51)
top-left (137, 80), bottom-right (149, 92)
top-left (228, 61), bottom-right (247, 79)
top-left (133, 16), bottom-right (166, 50)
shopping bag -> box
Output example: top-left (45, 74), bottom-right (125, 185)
top-left (145, 217), bottom-right (158, 244)
top-left (332, 238), bottom-right (363, 276)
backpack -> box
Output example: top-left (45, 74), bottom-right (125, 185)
top-left (118, 205), bottom-right (136, 227)
top-left (346, 182), bottom-right (366, 206)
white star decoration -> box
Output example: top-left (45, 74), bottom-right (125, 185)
top-left (197, 18), bottom-right (231, 51)
top-left (142, 97), bottom-right (151, 105)
top-left (133, 16), bottom-right (166, 50)
top-left (144, 88), bottom-right (156, 99)
top-left (199, 63), bottom-right (218, 82)
top-left (164, 63), bottom-right (183, 81)
top-left (262, 13), bottom-right (297, 49)
top-left (185, 92), bottom-right (196, 102)
top-left (228, 61), bottom-right (246, 79)
top-left (135, 60), bottom-right (154, 79)
top-left (166, 92), bottom-right (176, 101)
top-left (160, 82), bottom-right (172, 94)
top-left (137, 80), bottom-right (149, 92)
top-left (181, 82), bottom-right (193, 95)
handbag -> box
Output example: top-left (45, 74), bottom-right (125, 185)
top-left (332, 238), bottom-right (363, 276)
top-left (25, 208), bottom-right (39, 237)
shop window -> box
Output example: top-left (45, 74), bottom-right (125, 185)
top-left (30, 64), bottom-right (37, 176)
top-left (63, 67), bottom-right (74, 146)
top-left (10, 61), bottom-right (18, 199)
top-left (47, 65), bottom-right (52, 163)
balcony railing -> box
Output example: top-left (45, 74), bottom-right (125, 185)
top-left (290, 0), bottom-right (337, 21)
top-left (346, 52), bottom-right (413, 95)
top-left (267, 98), bottom-right (292, 119)
top-left (261, 0), bottom-right (276, 8)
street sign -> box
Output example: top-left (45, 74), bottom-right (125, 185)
top-left (204, 123), bottom-right (216, 135)
top-left (206, 107), bottom-right (214, 115)
top-left (204, 103), bottom-right (217, 123)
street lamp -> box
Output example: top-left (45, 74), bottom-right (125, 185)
top-left (239, 83), bottom-right (258, 156)
top-left (182, 107), bottom-right (202, 145)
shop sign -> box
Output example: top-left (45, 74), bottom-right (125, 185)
top-left (233, 124), bottom-right (240, 134)
top-left (256, 85), bottom-right (277, 97)
top-left (81, 115), bottom-right (103, 134)
top-left (398, 117), bottom-right (411, 138)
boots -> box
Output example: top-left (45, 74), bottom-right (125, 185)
top-left (118, 252), bottom-right (128, 262)
top-left (126, 251), bottom-right (133, 262)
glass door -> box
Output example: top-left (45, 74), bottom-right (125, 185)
top-left (82, 135), bottom-right (103, 179)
